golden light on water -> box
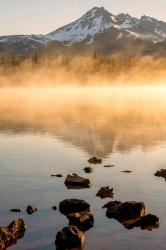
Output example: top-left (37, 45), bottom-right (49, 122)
top-left (1, 86), bottom-right (166, 156)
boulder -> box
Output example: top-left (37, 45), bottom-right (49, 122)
top-left (103, 201), bottom-right (145, 221)
top-left (65, 173), bottom-right (91, 189)
top-left (0, 219), bottom-right (27, 250)
top-left (103, 201), bottom-right (159, 231)
top-left (96, 187), bottom-right (114, 199)
top-left (88, 157), bottom-right (102, 164)
top-left (154, 169), bottom-right (166, 180)
top-left (55, 226), bottom-right (84, 249)
top-left (26, 205), bottom-right (38, 215)
top-left (67, 212), bottom-right (94, 232)
top-left (59, 199), bottom-right (90, 216)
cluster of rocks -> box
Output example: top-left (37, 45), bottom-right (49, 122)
top-left (55, 198), bottom-right (160, 249)
top-left (53, 157), bottom-right (160, 248)
top-left (6, 156), bottom-right (161, 250)
top-left (103, 201), bottom-right (159, 230)
top-left (51, 156), bottom-right (117, 191)
top-left (0, 219), bottom-right (27, 250)
top-left (55, 199), bottom-right (94, 249)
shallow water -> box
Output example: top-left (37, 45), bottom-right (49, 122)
top-left (0, 86), bottom-right (166, 249)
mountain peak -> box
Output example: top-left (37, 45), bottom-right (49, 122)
top-left (88, 6), bottom-right (105, 12)
top-left (46, 7), bottom-right (166, 43)
top-left (47, 6), bottom-right (114, 43)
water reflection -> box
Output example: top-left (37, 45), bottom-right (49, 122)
top-left (1, 87), bottom-right (166, 157)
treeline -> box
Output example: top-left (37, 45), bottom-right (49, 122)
top-left (0, 51), bottom-right (166, 86)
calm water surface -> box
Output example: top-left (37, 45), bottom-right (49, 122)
top-left (0, 87), bottom-right (166, 250)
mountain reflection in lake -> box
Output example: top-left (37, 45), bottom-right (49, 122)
top-left (0, 86), bottom-right (166, 250)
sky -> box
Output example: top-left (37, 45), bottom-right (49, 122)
top-left (0, 0), bottom-right (166, 36)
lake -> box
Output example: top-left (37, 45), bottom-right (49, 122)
top-left (0, 86), bottom-right (166, 250)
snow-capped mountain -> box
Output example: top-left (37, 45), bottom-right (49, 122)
top-left (0, 7), bottom-right (166, 56)
top-left (46, 7), bottom-right (166, 43)
top-left (47, 7), bottom-right (114, 43)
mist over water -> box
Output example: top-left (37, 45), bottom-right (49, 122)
top-left (0, 55), bottom-right (166, 87)
top-left (1, 86), bottom-right (166, 250)
top-left (1, 86), bottom-right (166, 155)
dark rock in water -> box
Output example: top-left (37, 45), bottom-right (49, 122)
top-left (52, 206), bottom-right (57, 211)
top-left (103, 201), bottom-right (159, 231)
top-left (104, 165), bottom-right (115, 168)
top-left (104, 201), bottom-right (145, 221)
top-left (67, 212), bottom-right (94, 232)
top-left (88, 157), bottom-right (102, 164)
top-left (135, 214), bottom-right (159, 231)
top-left (55, 226), bottom-right (84, 249)
top-left (154, 169), bottom-right (166, 180)
top-left (121, 170), bottom-right (132, 173)
top-left (65, 173), bottom-right (91, 189)
top-left (51, 174), bottom-right (63, 177)
top-left (96, 186), bottom-right (114, 199)
top-left (59, 199), bottom-right (90, 216)
top-left (83, 167), bottom-right (93, 173)
top-left (10, 209), bottom-right (21, 212)
top-left (0, 218), bottom-right (27, 250)
top-left (26, 205), bottom-right (38, 215)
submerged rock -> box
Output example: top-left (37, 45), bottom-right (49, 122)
top-left (26, 205), bottom-right (38, 215)
top-left (121, 170), bottom-right (132, 173)
top-left (83, 167), bottom-right (93, 173)
top-left (0, 218), bottom-right (27, 250)
top-left (96, 187), bottom-right (114, 199)
top-left (51, 174), bottom-right (63, 177)
top-left (88, 157), bottom-right (102, 164)
top-left (65, 173), bottom-right (91, 189)
top-left (55, 226), bottom-right (85, 250)
top-left (59, 199), bottom-right (90, 216)
top-left (154, 169), bottom-right (166, 180)
top-left (10, 209), bottom-right (21, 213)
top-left (52, 206), bottom-right (57, 211)
top-left (67, 212), bottom-right (94, 232)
